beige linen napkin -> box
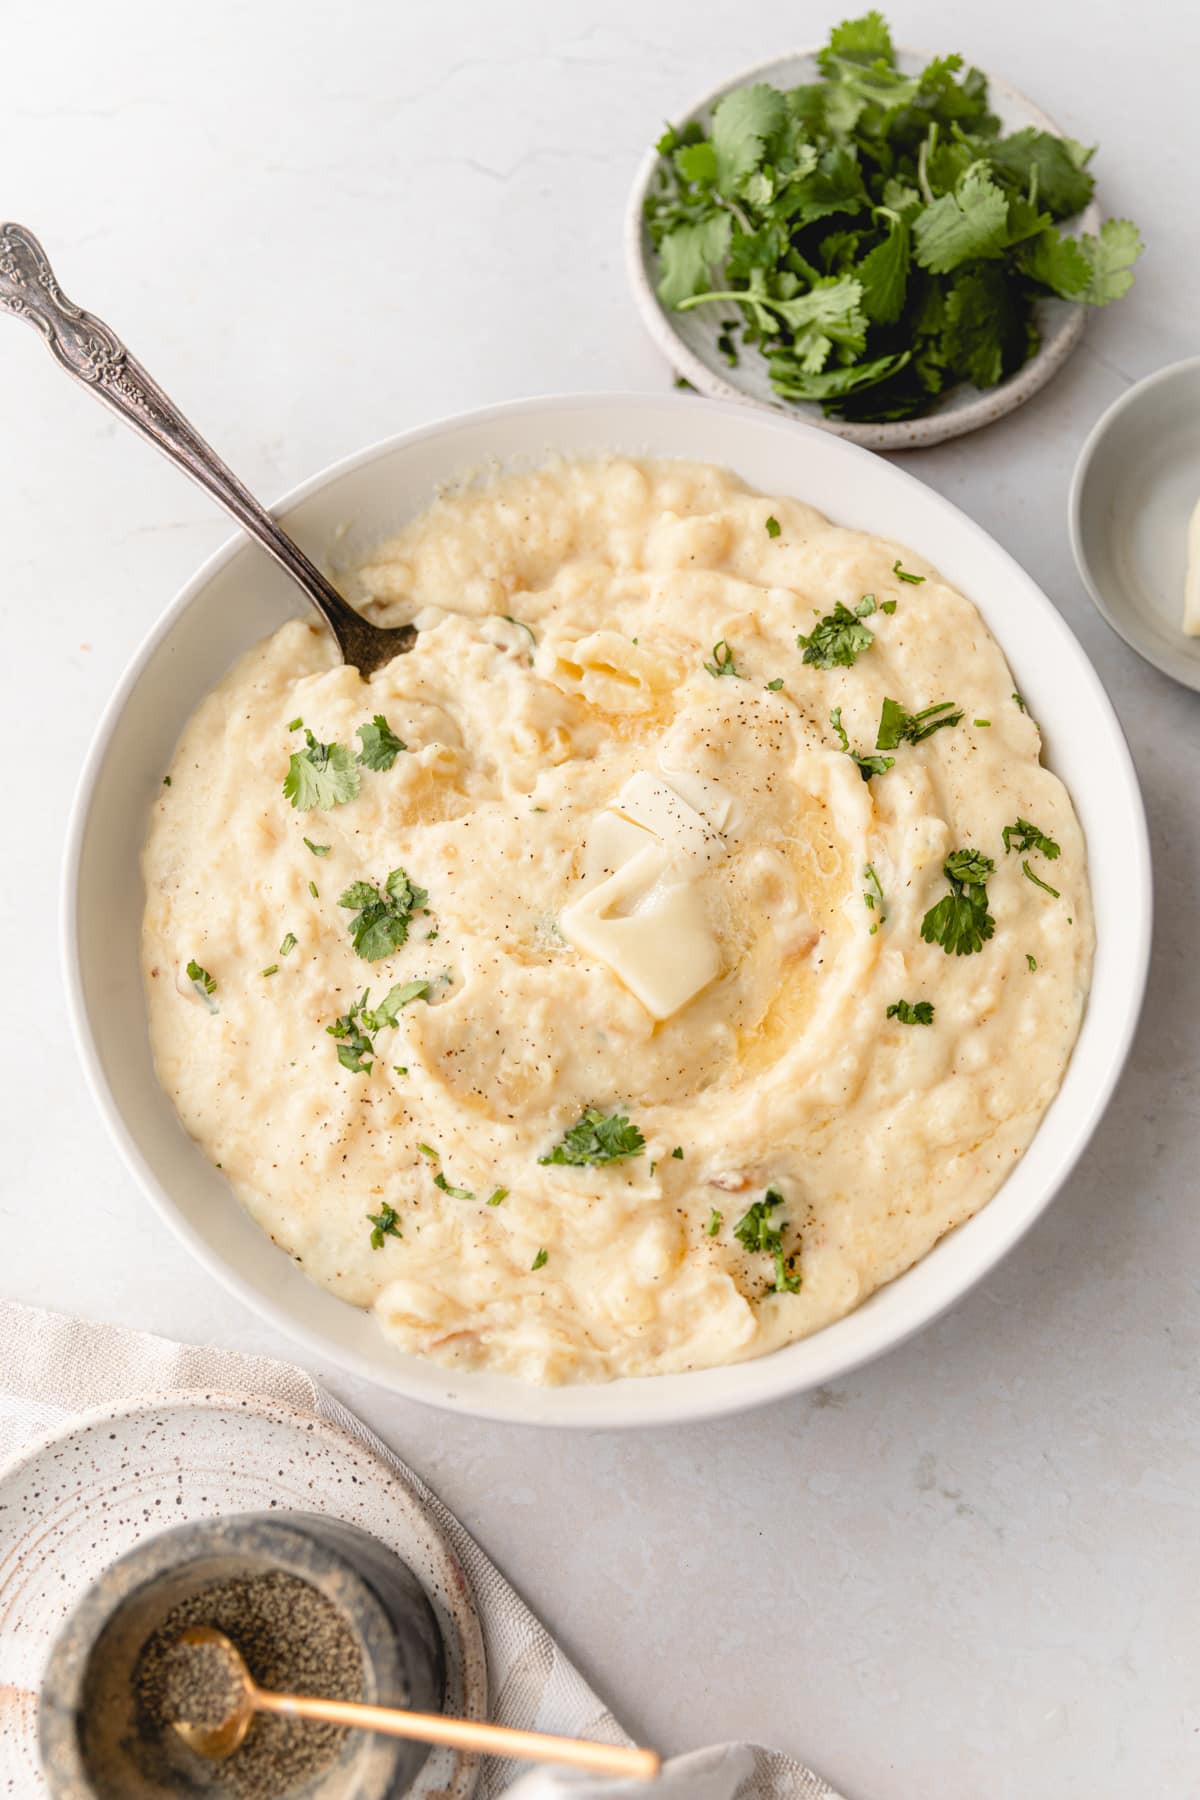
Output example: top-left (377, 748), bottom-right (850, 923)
top-left (0, 1301), bottom-right (845, 1799)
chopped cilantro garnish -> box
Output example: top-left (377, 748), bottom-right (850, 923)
top-left (797, 599), bottom-right (875, 669)
top-left (366, 1203), bottom-right (401, 1249)
top-left (364, 980), bottom-right (431, 1027)
top-left (538, 1107), bottom-right (646, 1167)
top-left (765, 515), bottom-right (781, 538)
top-left (279, 932), bottom-right (297, 958)
top-left (863, 863), bottom-right (886, 933)
top-left (876, 697), bottom-right (963, 749)
top-left (974, 718), bottom-right (991, 727)
top-left (434, 1171), bottom-right (474, 1200)
top-left (887, 999), bottom-right (935, 1025)
top-left (893, 560), bottom-right (924, 584)
top-left (531, 1247), bottom-right (549, 1271)
top-left (706, 1207), bottom-right (723, 1236)
top-left (920, 850), bottom-right (996, 956)
top-left (162, 775), bottom-right (172, 786)
top-left (831, 706), bottom-right (894, 780)
top-left (502, 614), bottom-right (537, 649)
top-left (766, 677), bottom-right (785, 691)
top-left (732, 1188), bottom-right (801, 1294)
top-left (1023, 861), bottom-right (1061, 897)
top-left (356, 714), bottom-right (407, 771)
top-left (283, 729), bottom-right (360, 812)
top-left (1026, 953), bottom-right (1038, 972)
top-left (1012, 692), bottom-right (1027, 712)
top-left (287, 715), bottom-right (303, 732)
top-left (672, 1145), bottom-right (684, 1159)
top-left (309, 880), bottom-right (319, 898)
top-left (327, 994), bottom-right (375, 1074)
top-left (486, 1188), bottom-right (508, 1206)
top-left (1002, 818), bottom-right (1061, 861)
top-left (339, 868), bottom-right (429, 961)
top-left (186, 958), bottom-right (216, 996)
top-left (417, 1143), bottom-right (439, 1159)
top-left (304, 838), bottom-right (331, 857)
top-left (880, 599), bottom-right (897, 614)
top-left (261, 963), bottom-right (279, 977)
top-left (704, 639), bottom-right (744, 679)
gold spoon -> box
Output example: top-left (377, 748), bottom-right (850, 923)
top-left (171, 1627), bottom-right (661, 1780)
top-left (0, 224), bottom-right (415, 677)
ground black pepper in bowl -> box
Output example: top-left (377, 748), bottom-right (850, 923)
top-left (133, 1570), bottom-right (363, 1799)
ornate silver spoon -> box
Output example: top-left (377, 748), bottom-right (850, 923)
top-left (0, 224), bottom-right (414, 676)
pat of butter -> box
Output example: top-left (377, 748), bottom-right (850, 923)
top-left (612, 772), bottom-right (722, 866)
top-left (561, 843), bottom-right (722, 1021)
top-left (1185, 497), bottom-right (1200, 636)
top-left (580, 809), bottom-right (656, 890)
top-left (656, 758), bottom-right (738, 832)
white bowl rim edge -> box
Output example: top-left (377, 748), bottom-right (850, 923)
top-left (60, 389), bottom-right (1153, 1429)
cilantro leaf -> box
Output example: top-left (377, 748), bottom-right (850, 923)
top-left (831, 706), bottom-right (895, 780)
top-left (985, 128), bottom-right (1094, 220)
top-left (863, 862), bottom-right (886, 932)
top-left (765, 515), bottom-right (781, 538)
top-left (362, 979), bottom-right (431, 1029)
top-left (711, 83), bottom-right (786, 193)
top-left (892, 559), bottom-right (924, 583)
top-left (339, 868), bottom-right (429, 962)
top-left (798, 600), bottom-right (875, 668)
top-left (875, 696), bottom-right (963, 748)
top-left (1002, 818), bottom-right (1060, 860)
top-left (487, 1188), bottom-right (508, 1206)
top-left (366, 1202), bottom-right (401, 1249)
top-left (283, 729), bottom-right (360, 812)
top-left (327, 994), bottom-right (375, 1074)
top-left (704, 639), bottom-right (744, 679)
top-left (304, 837), bottom-right (331, 857)
top-left (732, 1188), bottom-right (801, 1294)
top-left (657, 213), bottom-right (732, 308)
top-left (356, 714), bottom-right (407, 771)
top-left (531, 1248), bottom-right (549, 1272)
top-left (913, 167), bottom-right (1010, 274)
top-left (858, 217), bottom-right (910, 324)
top-left (818, 10), bottom-right (894, 72)
top-left (434, 1171), bottom-right (474, 1200)
top-left (186, 958), bottom-right (216, 997)
top-left (706, 1207), bottom-right (723, 1236)
top-left (1023, 861), bottom-right (1061, 897)
top-left (538, 1108), bottom-right (646, 1168)
top-left (1070, 219), bottom-right (1143, 305)
top-left (887, 999), bottom-right (935, 1025)
top-left (920, 849), bottom-right (996, 956)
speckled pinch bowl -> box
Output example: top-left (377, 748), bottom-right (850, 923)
top-left (38, 1511), bottom-right (445, 1800)
top-left (625, 48), bottom-right (1102, 450)
top-left (1069, 355), bottom-right (1200, 691)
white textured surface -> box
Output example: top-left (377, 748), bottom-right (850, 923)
top-left (0, 3), bottom-right (1196, 1795)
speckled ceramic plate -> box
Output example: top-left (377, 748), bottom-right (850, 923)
top-left (0, 1391), bottom-right (486, 1798)
top-left (626, 48), bottom-right (1102, 450)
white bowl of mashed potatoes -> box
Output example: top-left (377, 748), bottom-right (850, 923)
top-left (63, 393), bottom-right (1150, 1427)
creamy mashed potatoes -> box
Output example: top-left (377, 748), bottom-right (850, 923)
top-left (142, 458), bottom-right (1093, 1384)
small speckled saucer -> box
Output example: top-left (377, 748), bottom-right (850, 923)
top-left (0, 1391), bottom-right (486, 1799)
top-left (626, 47), bottom-right (1101, 450)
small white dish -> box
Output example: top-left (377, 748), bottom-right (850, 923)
top-left (62, 391), bottom-right (1151, 1429)
top-left (625, 49), bottom-right (1101, 451)
top-left (1069, 356), bottom-right (1200, 692)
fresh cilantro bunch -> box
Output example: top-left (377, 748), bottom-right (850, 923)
top-left (538, 1107), bottom-right (646, 1167)
top-left (339, 868), bottom-right (429, 961)
top-left (644, 9), bottom-right (1143, 420)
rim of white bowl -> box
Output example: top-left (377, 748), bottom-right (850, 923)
top-left (61, 390), bottom-right (1152, 1428)
top-left (1068, 352), bottom-right (1200, 693)
top-left (624, 48), bottom-right (1096, 451)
